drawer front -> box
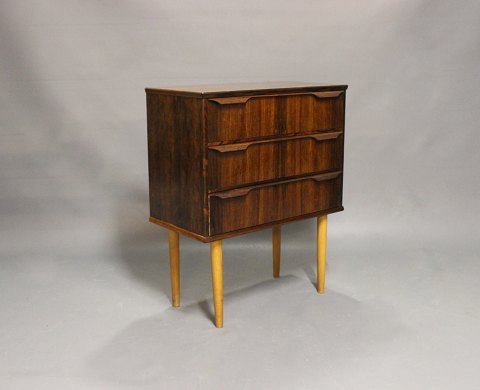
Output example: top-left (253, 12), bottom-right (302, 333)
top-left (209, 172), bottom-right (342, 235)
top-left (206, 91), bottom-right (345, 143)
top-left (208, 132), bottom-right (343, 191)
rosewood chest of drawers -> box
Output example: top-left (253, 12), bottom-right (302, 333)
top-left (146, 81), bottom-right (347, 327)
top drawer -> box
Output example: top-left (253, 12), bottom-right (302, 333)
top-left (206, 91), bottom-right (345, 143)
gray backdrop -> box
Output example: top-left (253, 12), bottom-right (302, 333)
top-left (1, 1), bottom-right (479, 389)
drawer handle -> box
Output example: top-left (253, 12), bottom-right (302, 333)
top-left (208, 91), bottom-right (343, 105)
top-left (208, 131), bottom-right (342, 153)
top-left (210, 171), bottom-right (341, 199)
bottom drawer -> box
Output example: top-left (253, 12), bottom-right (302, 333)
top-left (209, 171), bottom-right (342, 235)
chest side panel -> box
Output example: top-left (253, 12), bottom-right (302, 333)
top-left (147, 94), bottom-right (206, 235)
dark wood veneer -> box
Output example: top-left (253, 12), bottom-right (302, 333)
top-left (209, 172), bottom-right (342, 235)
top-left (146, 94), bottom-right (206, 235)
top-left (146, 82), bottom-right (347, 242)
top-left (207, 133), bottom-right (343, 191)
top-left (206, 93), bottom-right (344, 143)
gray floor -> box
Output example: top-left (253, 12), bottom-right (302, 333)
top-left (1, 187), bottom-right (479, 389)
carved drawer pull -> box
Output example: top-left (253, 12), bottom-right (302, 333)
top-left (209, 171), bottom-right (342, 199)
top-left (208, 91), bottom-right (343, 105)
top-left (310, 171), bottom-right (341, 182)
top-left (208, 131), bottom-right (342, 153)
top-left (208, 96), bottom-right (251, 105)
top-left (209, 187), bottom-right (251, 199)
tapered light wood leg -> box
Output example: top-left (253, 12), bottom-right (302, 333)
top-left (168, 230), bottom-right (180, 307)
top-left (210, 240), bottom-right (223, 328)
top-left (272, 225), bottom-right (281, 278)
top-left (317, 215), bottom-right (327, 294)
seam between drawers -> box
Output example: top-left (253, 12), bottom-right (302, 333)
top-left (209, 170), bottom-right (342, 199)
top-left (207, 128), bottom-right (343, 147)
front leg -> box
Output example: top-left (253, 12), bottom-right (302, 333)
top-left (317, 215), bottom-right (327, 293)
top-left (210, 240), bottom-right (223, 328)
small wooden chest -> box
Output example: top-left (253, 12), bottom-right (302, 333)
top-left (146, 81), bottom-right (348, 327)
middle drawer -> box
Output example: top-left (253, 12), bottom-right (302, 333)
top-left (207, 131), bottom-right (343, 191)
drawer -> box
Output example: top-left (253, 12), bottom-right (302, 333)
top-left (207, 131), bottom-right (343, 191)
top-left (206, 91), bottom-right (345, 143)
top-left (209, 171), bottom-right (342, 235)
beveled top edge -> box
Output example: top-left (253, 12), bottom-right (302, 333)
top-left (145, 81), bottom-right (348, 98)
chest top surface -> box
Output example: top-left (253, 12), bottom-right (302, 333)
top-left (145, 81), bottom-right (348, 98)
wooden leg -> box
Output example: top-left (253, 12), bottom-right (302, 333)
top-left (168, 230), bottom-right (180, 307)
top-left (210, 240), bottom-right (223, 328)
top-left (272, 225), bottom-right (281, 278)
top-left (317, 215), bottom-right (327, 294)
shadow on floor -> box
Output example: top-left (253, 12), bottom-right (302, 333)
top-left (86, 275), bottom-right (406, 388)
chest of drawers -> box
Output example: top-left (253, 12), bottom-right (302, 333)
top-left (146, 81), bottom-right (348, 327)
